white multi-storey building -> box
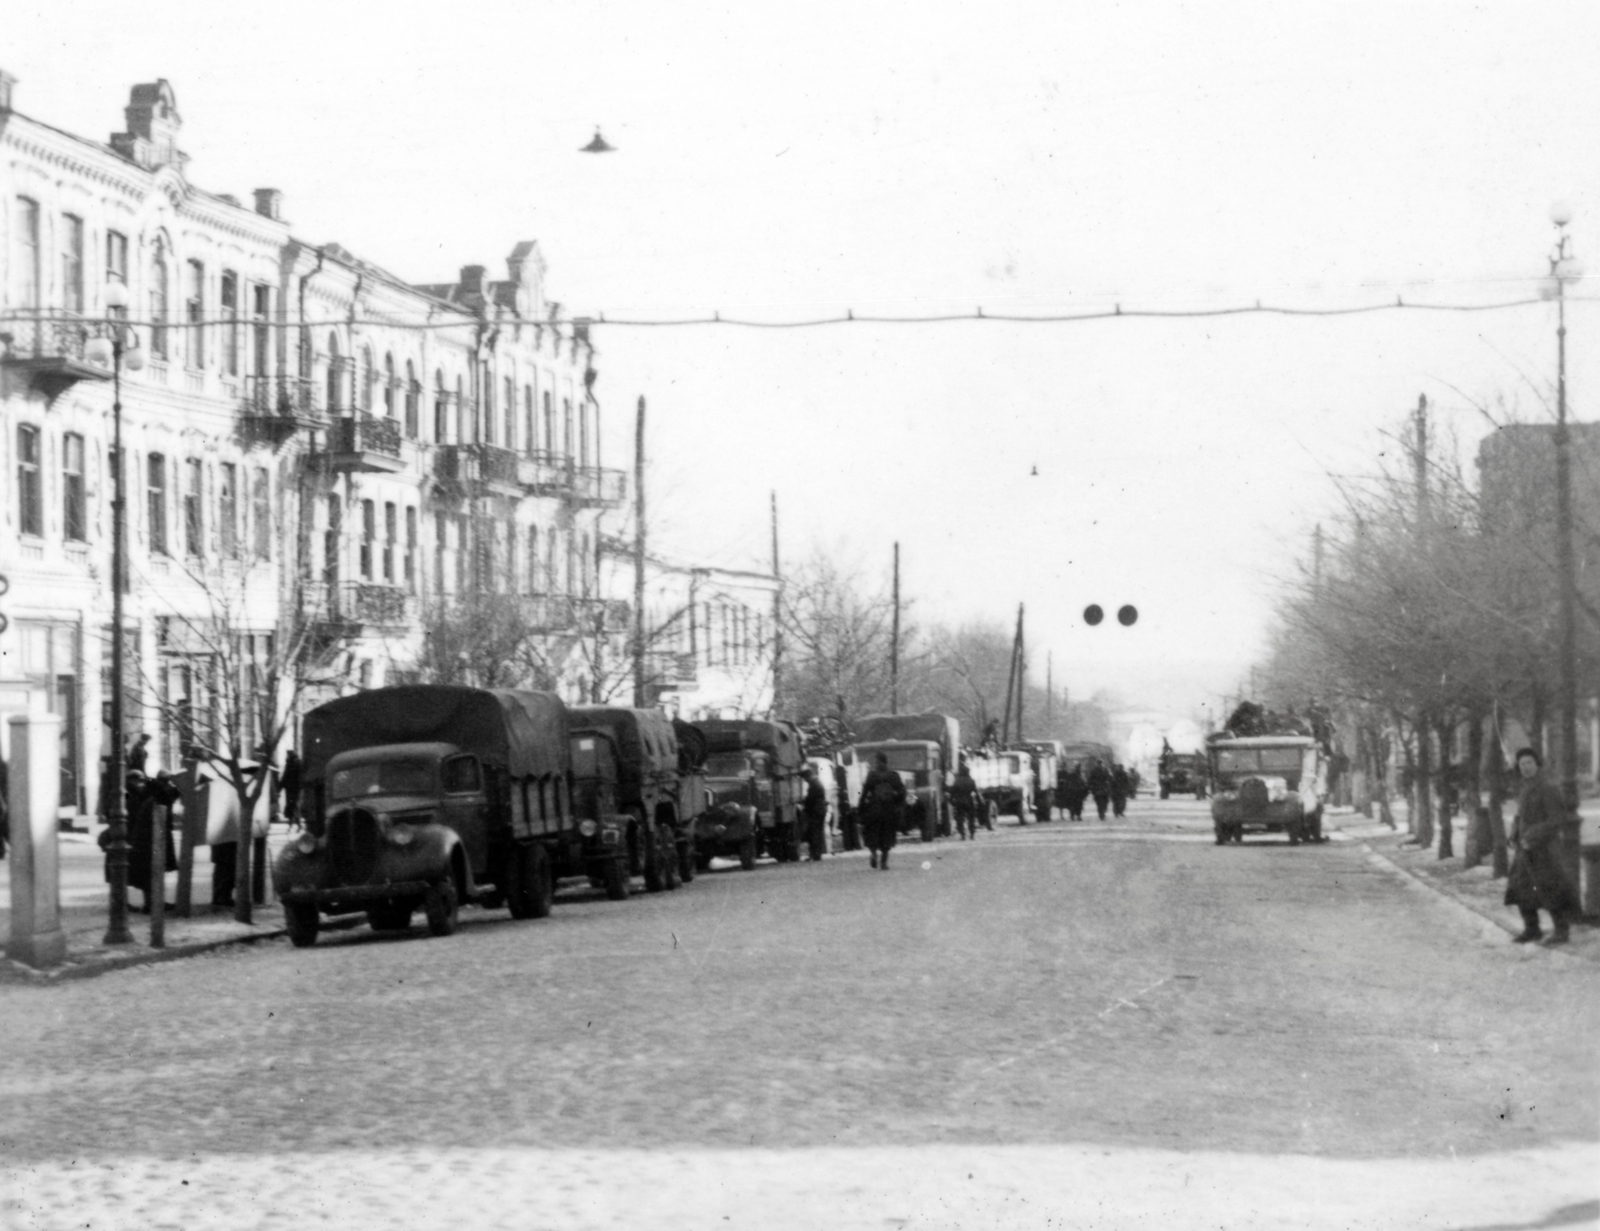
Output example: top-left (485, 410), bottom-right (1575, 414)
top-left (0, 75), bottom-right (624, 819)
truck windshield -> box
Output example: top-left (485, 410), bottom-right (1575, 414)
top-left (330, 759), bottom-right (435, 799)
top-left (1214, 747), bottom-right (1303, 774)
top-left (705, 753), bottom-right (755, 778)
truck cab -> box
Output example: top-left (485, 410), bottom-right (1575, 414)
top-left (1207, 735), bottom-right (1326, 845)
top-left (571, 705), bottom-right (697, 891)
top-left (695, 718), bottom-right (805, 866)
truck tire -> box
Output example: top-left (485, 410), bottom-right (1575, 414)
top-left (663, 833), bottom-right (682, 890)
top-left (919, 810), bottom-right (936, 843)
top-left (739, 835), bottom-right (757, 870)
top-left (1213, 826), bottom-right (1228, 845)
top-left (1160, 787), bottom-right (1170, 800)
top-left (603, 854), bottom-right (631, 900)
top-left (678, 839), bottom-right (697, 884)
top-left (509, 844), bottom-right (554, 920)
top-left (286, 901), bottom-right (319, 948)
top-left (985, 801), bottom-right (998, 831)
top-left (644, 829), bottom-right (667, 892)
top-left (1287, 817), bottom-right (1303, 845)
top-left (424, 878), bottom-right (459, 937)
top-left (1309, 809), bottom-right (1324, 843)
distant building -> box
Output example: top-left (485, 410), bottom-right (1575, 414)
top-left (0, 74), bottom-right (623, 815)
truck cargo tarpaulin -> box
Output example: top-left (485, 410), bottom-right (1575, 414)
top-left (302, 686), bottom-right (569, 782)
top-left (697, 718), bottom-right (805, 770)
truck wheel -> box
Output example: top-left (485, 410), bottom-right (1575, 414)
top-left (1309, 810), bottom-right (1324, 843)
top-left (739, 835), bottom-right (757, 870)
top-left (985, 802), bottom-right (998, 831)
top-left (1160, 787), bottom-right (1170, 800)
top-left (920, 813), bottom-right (935, 843)
top-left (678, 840), bottom-right (697, 884)
top-left (663, 834), bottom-right (682, 890)
top-left (509, 844), bottom-right (553, 919)
top-left (286, 901), bottom-right (319, 948)
top-left (1287, 820), bottom-right (1302, 846)
top-left (644, 831), bottom-right (666, 892)
top-left (424, 878), bottom-right (459, 937)
top-left (367, 902), bottom-right (412, 931)
top-left (603, 854), bottom-right (631, 900)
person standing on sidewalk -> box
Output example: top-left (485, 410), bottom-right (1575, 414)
top-left (801, 765), bottom-right (829, 861)
top-left (1505, 747), bottom-right (1582, 946)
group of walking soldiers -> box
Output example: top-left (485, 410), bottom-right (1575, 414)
top-left (1057, 759), bottom-right (1134, 821)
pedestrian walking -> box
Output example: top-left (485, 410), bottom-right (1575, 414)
top-left (859, 752), bottom-right (907, 870)
top-left (1086, 760), bottom-right (1112, 820)
top-left (1110, 763), bottom-right (1131, 817)
top-left (1504, 747), bottom-right (1582, 946)
top-left (280, 748), bottom-right (304, 831)
top-left (1058, 764), bottom-right (1088, 822)
top-left (951, 760), bottom-right (981, 840)
top-left (801, 765), bottom-right (829, 861)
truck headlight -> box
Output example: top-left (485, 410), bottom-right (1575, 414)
top-left (389, 826), bottom-right (414, 846)
top-left (295, 833), bottom-right (318, 855)
top-left (578, 819), bottom-right (598, 838)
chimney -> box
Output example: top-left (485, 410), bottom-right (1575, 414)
top-left (0, 71), bottom-right (16, 113)
top-left (459, 264), bottom-right (488, 295)
top-left (253, 188), bottom-right (283, 220)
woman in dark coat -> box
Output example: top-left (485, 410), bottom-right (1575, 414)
top-left (1110, 764), bottom-right (1131, 817)
top-left (858, 753), bottom-right (907, 870)
top-left (1086, 760), bottom-right (1113, 820)
top-left (1058, 765), bottom-right (1088, 822)
top-left (112, 772), bottom-right (181, 911)
top-left (1504, 747), bottom-right (1581, 946)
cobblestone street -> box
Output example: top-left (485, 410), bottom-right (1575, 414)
top-left (2, 799), bottom-right (1596, 1229)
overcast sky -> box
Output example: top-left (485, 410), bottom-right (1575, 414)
top-left (10, 0), bottom-right (1597, 722)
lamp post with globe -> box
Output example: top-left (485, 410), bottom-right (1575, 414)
top-left (84, 281), bottom-right (144, 945)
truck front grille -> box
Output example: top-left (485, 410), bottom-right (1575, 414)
top-left (327, 807), bottom-right (382, 885)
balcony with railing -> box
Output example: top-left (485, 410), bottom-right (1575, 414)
top-left (240, 375), bottom-right (323, 444)
top-left (517, 451), bottom-right (576, 496)
top-left (1, 314), bottom-right (112, 401)
top-left (476, 445), bottom-right (520, 495)
top-left (301, 578), bottom-right (415, 631)
top-left (574, 466), bottom-right (628, 508)
top-left (316, 414), bottom-right (404, 473)
top-left (646, 649), bottom-right (700, 690)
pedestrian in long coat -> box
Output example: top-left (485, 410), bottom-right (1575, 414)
top-left (950, 762), bottom-right (981, 840)
top-left (1110, 764), bottom-right (1131, 817)
top-left (1504, 747), bottom-right (1581, 946)
top-left (1058, 766), bottom-right (1088, 822)
top-left (859, 753), bottom-right (907, 870)
top-left (801, 766), bottom-right (829, 861)
top-left (1086, 760), bottom-right (1113, 820)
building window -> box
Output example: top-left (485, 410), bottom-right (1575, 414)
top-left (383, 502), bottom-right (396, 582)
top-left (404, 506), bottom-right (417, 592)
top-left (564, 398), bottom-right (574, 458)
top-left (252, 285), bottom-right (271, 377)
top-left (63, 433), bottom-right (86, 542)
top-left (14, 198), bottom-right (39, 310)
top-left (106, 230), bottom-right (128, 288)
top-left (546, 531), bottom-right (558, 598)
top-left (527, 526), bottom-right (540, 594)
top-left (252, 467), bottom-right (270, 560)
top-left (220, 271), bottom-right (239, 377)
top-left (580, 398), bottom-right (591, 467)
top-left (543, 390), bottom-right (554, 453)
top-left (184, 459), bottom-right (203, 557)
top-left (326, 334), bottom-right (342, 413)
top-left (523, 386), bottom-right (534, 456)
top-left (62, 215), bottom-right (85, 314)
top-left (456, 515), bottom-right (469, 593)
top-left (505, 522), bottom-right (517, 592)
top-left (324, 496), bottom-right (340, 584)
top-left (456, 377), bottom-right (467, 443)
top-left (147, 454), bottom-right (168, 556)
top-left (360, 499), bottom-right (375, 580)
top-left (383, 353), bottom-right (396, 418)
top-left (186, 259), bottom-right (205, 369)
top-left (483, 375), bottom-right (495, 445)
top-left (17, 424), bottom-right (42, 536)
top-left (150, 240), bottom-right (170, 359)
top-left (503, 377), bottom-right (515, 449)
top-left (219, 463), bottom-right (238, 558)
top-left (433, 371), bottom-right (447, 443)
top-left (404, 362), bottom-right (419, 439)
top-left (361, 346), bottom-right (374, 412)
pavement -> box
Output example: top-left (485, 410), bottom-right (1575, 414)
top-left (4, 804), bottom-right (1595, 981)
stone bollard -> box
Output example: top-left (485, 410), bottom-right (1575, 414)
top-left (6, 713), bottom-right (67, 968)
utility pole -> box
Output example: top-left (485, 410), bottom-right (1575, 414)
top-left (890, 541), bottom-right (900, 715)
top-left (770, 491), bottom-right (782, 718)
top-left (1016, 605), bottom-right (1026, 741)
top-left (632, 395), bottom-right (645, 707)
top-left (1548, 209), bottom-right (1581, 829)
top-left (1413, 394), bottom-right (1429, 526)
top-left (1047, 652), bottom-right (1053, 728)
top-left (1001, 604), bottom-right (1023, 744)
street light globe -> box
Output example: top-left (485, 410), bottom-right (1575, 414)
top-left (104, 280), bottom-right (129, 310)
top-left (84, 337), bottom-right (114, 367)
top-left (1550, 200), bottom-right (1574, 228)
top-left (123, 345), bottom-right (145, 373)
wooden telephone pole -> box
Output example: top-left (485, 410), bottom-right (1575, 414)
top-left (632, 396), bottom-right (645, 707)
top-left (890, 542), bottom-right (900, 715)
top-left (771, 491), bottom-right (782, 717)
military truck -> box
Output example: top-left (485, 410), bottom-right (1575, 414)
top-left (273, 685), bottom-right (629, 947)
top-left (571, 705), bottom-right (705, 891)
top-left (1158, 750), bottom-right (1208, 799)
top-left (968, 747), bottom-right (1036, 824)
top-left (852, 712), bottom-right (960, 834)
top-left (1207, 733), bottom-right (1327, 845)
top-left (843, 738), bottom-right (944, 842)
top-left (696, 718), bottom-right (806, 867)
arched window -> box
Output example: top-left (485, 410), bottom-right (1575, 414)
top-left (503, 376), bottom-right (515, 449)
top-left (455, 375), bottom-right (466, 443)
top-left (383, 353), bottom-right (396, 416)
top-left (361, 346), bottom-right (374, 412)
top-left (326, 333), bottom-right (342, 413)
top-left (542, 390), bottom-right (553, 455)
top-left (150, 239), bottom-right (170, 359)
top-left (523, 386), bottom-right (534, 456)
top-left (433, 370), bottom-right (447, 442)
top-left (527, 525), bottom-right (540, 594)
top-left (563, 397), bottom-right (573, 458)
top-left (404, 361), bottom-right (419, 438)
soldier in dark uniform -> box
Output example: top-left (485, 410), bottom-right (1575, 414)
top-left (1110, 763), bottom-right (1131, 817)
top-left (1504, 747), bottom-right (1581, 946)
top-left (950, 760), bottom-right (981, 841)
top-left (1058, 764), bottom-right (1088, 822)
top-left (1086, 759), bottom-right (1112, 820)
top-left (801, 765), bottom-right (829, 862)
top-left (859, 753), bottom-right (907, 870)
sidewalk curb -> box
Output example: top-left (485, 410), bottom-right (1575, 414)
top-left (1, 914), bottom-right (364, 986)
top-left (1353, 836), bottom-right (1590, 963)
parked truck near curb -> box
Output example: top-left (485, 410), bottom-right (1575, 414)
top-left (1207, 733), bottom-right (1327, 845)
top-left (968, 747), bottom-right (1036, 825)
top-left (273, 685), bottom-right (628, 947)
top-left (695, 718), bottom-right (806, 866)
